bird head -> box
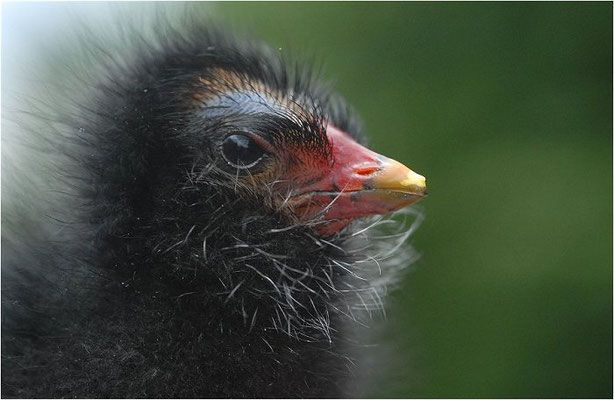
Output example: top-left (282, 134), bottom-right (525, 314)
top-left (80, 29), bottom-right (428, 341)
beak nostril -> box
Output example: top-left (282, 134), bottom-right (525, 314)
top-left (355, 166), bottom-right (379, 177)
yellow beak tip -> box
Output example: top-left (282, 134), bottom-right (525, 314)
top-left (400, 170), bottom-right (427, 189)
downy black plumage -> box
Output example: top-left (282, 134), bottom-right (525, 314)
top-left (1, 8), bottom-right (423, 398)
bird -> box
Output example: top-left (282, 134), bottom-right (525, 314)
top-left (1, 8), bottom-right (427, 398)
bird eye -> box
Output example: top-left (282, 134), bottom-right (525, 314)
top-left (221, 134), bottom-right (267, 168)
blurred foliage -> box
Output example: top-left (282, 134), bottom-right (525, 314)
top-left (210, 2), bottom-right (612, 398)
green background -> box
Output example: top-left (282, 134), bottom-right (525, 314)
top-left (210, 3), bottom-right (612, 398)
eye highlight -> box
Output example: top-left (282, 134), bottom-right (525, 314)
top-left (221, 133), bottom-right (267, 169)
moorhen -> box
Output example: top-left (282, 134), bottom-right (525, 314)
top-left (1, 15), bottom-right (427, 398)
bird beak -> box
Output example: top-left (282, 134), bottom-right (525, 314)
top-left (288, 124), bottom-right (427, 234)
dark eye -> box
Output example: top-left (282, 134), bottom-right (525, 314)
top-left (221, 134), bottom-right (267, 168)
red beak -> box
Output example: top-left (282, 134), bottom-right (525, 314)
top-left (288, 124), bottom-right (427, 234)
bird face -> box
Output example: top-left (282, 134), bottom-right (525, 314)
top-left (193, 68), bottom-right (427, 235)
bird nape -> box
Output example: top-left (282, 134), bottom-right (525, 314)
top-left (1, 12), bottom-right (427, 399)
